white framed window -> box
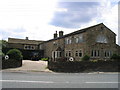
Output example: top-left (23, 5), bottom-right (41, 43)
top-left (104, 50), bottom-right (112, 58)
top-left (24, 45), bottom-right (35, 50)
top-left (65, 38), bottom-right (72, 44)
top-left (96, 35), bottom-right (108, 43)
top-left (79, 34), bottom-right (83, 43)
top-left (91, 50), bottom-right (100, 57)
top-left (74, 34), bottom-right (83, 43)
top-left (52, 51), bottom-right (62, 59)
top-left (75, 50), bottom-right (83, 57)
top-left (65, 50), bottom-right (72, 57)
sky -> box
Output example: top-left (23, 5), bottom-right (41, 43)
top-left (0, 0), bottom-right (119, 45)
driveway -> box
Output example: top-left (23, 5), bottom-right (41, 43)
top-left (3, 60), bottom-right (52, 72)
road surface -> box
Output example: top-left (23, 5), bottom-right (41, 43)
top-left (1, 71), bottom-right (119, 88)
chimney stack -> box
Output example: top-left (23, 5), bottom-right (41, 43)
top-left (59, 31), bottom-right (64, 37)
top-left (26, 37), bottom-right (29, 40)
top-left (54, 31), bottom-right (58, 39)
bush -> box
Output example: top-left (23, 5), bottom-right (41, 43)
top-left (81, 55), bottom-right (90, 61)
top-left (41, 58), bottom-right (49, 61)
top-left (7, 49), bottom-right (23, 60)
top-left (111, 54), bottom-right (120, 60)
top-left (90, 60), bottom-right (98, 63)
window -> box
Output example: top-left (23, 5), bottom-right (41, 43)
top-left (52, 51), bottom-right (62, 59)
top-left (65, 38), bottom-right (72, 44)
top-left (79, 35), bottom-right (83, 43)
top-left (39, 45), bottom-right (42, 49)
top-left (79, 50), bottom-right (82, 57)
top-left (65, 50), bottom-right (72, 57)
top-left (75, 51), bottom-right (78, 56)
top-left (75, 50), bottom-right (82, 57)
top-left (69, 51), bottom-right (71, 57)
top-left (24, 46), bottom-right (27, 49)
top-left (65, 38), bottom-right (69, 44)
top-left (91, 50), bottom-right (100, 57)
top-left (104, 50), bottom-right (111, 57)
top-left (24, 45), bottom-right (35, 50)
top-left (75, 34), bottom-right (83, 43)
top-left (75, 37), bottom-right (79, 43)
top-left (96, 35), bottom-right (108, 43)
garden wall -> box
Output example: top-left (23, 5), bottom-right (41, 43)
top-left (48, 60), bottom-right (119, 72)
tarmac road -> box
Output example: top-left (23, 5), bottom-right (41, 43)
top-left (1, 71), bottom-right (119, 88)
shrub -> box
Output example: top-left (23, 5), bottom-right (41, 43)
top-left (90, 60), bottom-right (98, 63)
top-left (41, 58), bottom-right (49, 61)
top-left (111, 54), bottom-right (120, 60)
top-left (81, 55), bottom-right (90, 61)
top-left (7, 49), bottom-right (23, 60)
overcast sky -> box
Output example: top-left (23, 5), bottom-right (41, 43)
top-left (0, 0), bottom-right (119, 44)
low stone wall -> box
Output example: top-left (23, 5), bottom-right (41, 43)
top-left (48, 60), bottom-right (119, 72)
top-left (2, 59), bottom-right (22, 69)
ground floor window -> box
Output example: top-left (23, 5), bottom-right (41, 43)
top-left (65, 50), bottom-right (72, 57)
top-left (75, 50), bottom-right (82, 57)
top-left (91, 50), bottom-right (112, 58)
top-left (104, 50), bottom-right (111, 58)
top-left (52, 51), bottom-right (62, 59)
top-left (91, 50), bottom-right (100, 57)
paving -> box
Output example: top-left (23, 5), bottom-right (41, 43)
top-left (2, 60), bottom-right (52, 72)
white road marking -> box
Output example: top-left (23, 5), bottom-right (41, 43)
top-left (0, 80), bottom-right (54, 83)
top-left (86, 82), bottom-right (120, 84)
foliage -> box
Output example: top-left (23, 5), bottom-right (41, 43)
top-left (81, 55), bottom-right (90, 61)
top-left (0, 40), bottom-right (8, 49)
top-left (90, 60), bottom-right (98, 63)
top-left (7, 49), bottom-right (23, 60)
top-left (41, 58), bottom-right (49, 61)
top-left (0, 50), bottom-right (4, 56)
top-left (111, 54), bottom-right (120, 60)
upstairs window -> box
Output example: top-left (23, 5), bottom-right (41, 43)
top-left (24, 45), bottom-right (35, 50)
top-left (96, 35), bottom-right (108, 43)
top-left (75, 34), bottom-right (83, 43)
top-left (65, 38), bottom-right (72, 44)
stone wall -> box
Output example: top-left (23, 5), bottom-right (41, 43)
top-left (2, 59), bottom-right (22, 69)
top-left (48, 60), bottom-right (119, 72)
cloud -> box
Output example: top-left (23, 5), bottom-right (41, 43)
top-left (49, 2), bottom-right (100, 28)
top-left (0, 0), bottom-right (119, 45)
top-left (0, 28), bottom-right (26, 40)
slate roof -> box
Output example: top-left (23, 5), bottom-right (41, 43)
top-left (8, 38), bottom-right (44, 45)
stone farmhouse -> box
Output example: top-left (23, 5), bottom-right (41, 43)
top-left (39, 23), bottom-right (120, 61)
top-left (8, 23), bottom-right (120, 61)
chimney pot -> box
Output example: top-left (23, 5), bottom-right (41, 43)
top-left (54, 31), bottom-right (58, 39)
top-left (59, 31), bottom-right (64, 37)
top-left (26, 37), bottom-right (29, 40)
